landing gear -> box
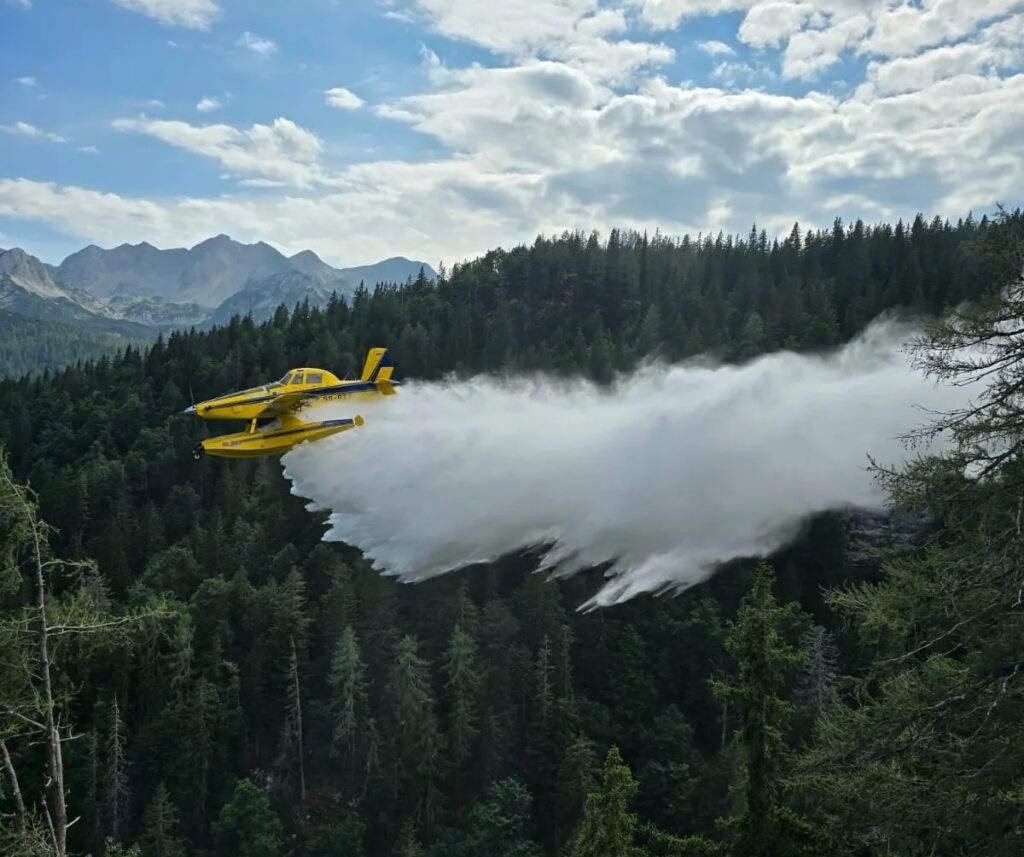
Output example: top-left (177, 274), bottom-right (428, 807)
top-left (192, 443), bottom-right (203, 461)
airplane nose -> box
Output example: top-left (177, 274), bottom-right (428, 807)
top-left (184, 405), bottom-right (196, 415)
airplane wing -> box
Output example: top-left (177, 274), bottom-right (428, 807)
top-left (257, 391), bottom-right (313, 417)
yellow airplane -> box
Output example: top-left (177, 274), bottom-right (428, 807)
top-left (186, 347), bottom-right (396, 459)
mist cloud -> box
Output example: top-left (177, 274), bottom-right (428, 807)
top-left (283, 320), bottom-right (976, 608)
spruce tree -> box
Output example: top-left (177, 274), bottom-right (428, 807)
top-left (214, 779), bottom-right (282, 857)
top-left (570, 746), bottom-right (646, 857)
top-left (711, 563), bottom-right (810, 857)
top-left (138, 783), bottom-right (186, 857)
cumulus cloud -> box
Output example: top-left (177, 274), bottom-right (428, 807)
top-left (388, 0), bottom-right (673, 84)
top-left (1, 121), bottom-right (66, 143)
top-left (866, 0), bottom-right (1024, 58)
top-left (325, 86), bottom-right (364, 110)
top-left (196, 96), bottom-right (221, 113)
top-left (2, 1), bottom-right (1023, 269)
top-left (113, 116), bottom-right (324, 188)
top-left (16, 76), bottom-right (37, 87)
top-left (385, 0), bottom-right (601, 56)
top-left (237, 31), bottom-right (277, 55)
top-left (78, 145), bottom-right (100, 154)
top-left (635, 0), bottom-right (755, 30)
top-left (112, 0), bottom-right (219, 30)
top-left (697, 39), bottom-right (735, 56)
top-left (0, 164), bottom-right (552, 266)
top-left (860, 14), bottom-right (1024, 97)
top-left (636, 1), bottom-right (1024, 80)
top-left (380, 61), bottom-right (609, 171)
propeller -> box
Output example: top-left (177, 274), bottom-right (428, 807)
top-left (184, 379), bottom-right (208, 461)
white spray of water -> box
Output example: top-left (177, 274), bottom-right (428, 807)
top-left (282, 319), bottom-right (977, 608)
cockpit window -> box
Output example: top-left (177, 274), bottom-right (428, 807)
top-left (306, 372), bottom-right (323, 384)
top-left (278, 372), bottom-right (293, 385)
top-left (292, 372), bottom-right (305, 385)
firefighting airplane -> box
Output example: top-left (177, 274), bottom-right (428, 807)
top-left (185, 347), bottom-right (396, 459)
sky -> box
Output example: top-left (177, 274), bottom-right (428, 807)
top-left (1, 0), bottom-right (1022, 267)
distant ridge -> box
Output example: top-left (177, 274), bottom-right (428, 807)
top-left (52, 235), bottom-right (436, 309)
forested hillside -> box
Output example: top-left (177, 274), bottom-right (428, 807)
top-left (0, 312), bottom-right (147, 379)
top-left (1, 210), bottom-right (1022, 857)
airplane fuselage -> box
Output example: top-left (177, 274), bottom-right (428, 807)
top-left (184, 350), bottom-right (396, 459)
top-left (188, 381), bottom-right (390, 420)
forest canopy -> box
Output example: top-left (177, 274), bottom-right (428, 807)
top-left (1, 209), bottom-right (1022, 857)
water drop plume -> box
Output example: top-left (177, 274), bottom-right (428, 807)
top-left (283, 319), bottom-right (973, 608)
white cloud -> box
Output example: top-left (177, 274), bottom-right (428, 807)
top-left (387, 0), bottom-right (673, 84)
top-left (783, 12), bottom-right (871, 78)
top-left (385, 0), bottom-right (600, 56)
top-left (113, 116), bottom-right (325, 188)
top-left (78, 146), bottom-right (100, 154)
top-left (738, 2), bottom-right (816, 49)
top-left (635, 0), bottom-right (755, 30)
top-left (0, 164), bottom-right (550, 267)
top-left (866, 0), bottom-right (1023, 58)
top-left (860, 14), bottom-right (1024, 97)
top-left (142, 99), bottom-right (167, 109)
top-left (711, 59), bottom-right (758, 85)
top-left (112, 0), bottom-right (219, 29)
top-left (237, 31), bottom-right (277, 55)
top-left (636, 1), bottom-right (1024, 79)
top-left (1, 0), bottom-right (32, 7)
top-left (325, 86), bottom-right (364, 110)
top-left (2, 1), bottom-right (1023, 271)
top-left (378, 61), bottom-right (610, 171)
top-left (697, 39), bottom-right (735, 56)
top-left (1, 121), bottom-right (66, 143)
top-left (16, 76), bottom-right (37, 87)
top-left (196, 97), bottom-right (221, 113)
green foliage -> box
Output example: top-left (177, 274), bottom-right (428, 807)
top-left (138, 783), bottom-right (186, 857)
top-left (0, 311), bottom-right (145, 379)
top-left (571, 746), bottom-right (646, 857)
top-left (303, 815), bottom-right (365, 857)
top-left (428, 778), bottom-right (542, 857)
top-left (0, 211), bottom-right (1020, 857)
top-left (796, 210), bottom-right (1024, 855)
top-left (710, 563), bottom-right (812, 857)
top-left (214, 779), bottom-right (282, 857)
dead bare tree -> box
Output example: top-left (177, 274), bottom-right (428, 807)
top-left (0, 453), bottom-right (168, 856)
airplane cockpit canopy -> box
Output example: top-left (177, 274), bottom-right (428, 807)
top-left (277, 370), bottom-right (326, 386)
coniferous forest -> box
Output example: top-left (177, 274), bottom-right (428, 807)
top-left (1, 210), bottom-right (1023, 857)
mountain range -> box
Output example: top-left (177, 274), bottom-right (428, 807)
top-left (2, 236), bottom-right (434, 328)
top-left (0, 237), bottom-right (435, 376)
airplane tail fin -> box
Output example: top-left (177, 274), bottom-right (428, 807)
top-left (360, 347), bottom-right (395, 385)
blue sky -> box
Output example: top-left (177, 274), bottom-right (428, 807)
top-left (1, 0), bottom-right (1022, 267)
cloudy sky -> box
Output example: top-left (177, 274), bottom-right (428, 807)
top-left (1, 0), bottom-right (1022, 267)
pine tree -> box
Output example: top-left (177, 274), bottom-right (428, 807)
top-left (796, 626), bottom-right (839, 717)
top-left (570, 746), bottom-right (646, 857)
top-left (393, 819), bottom-right (423, 857)
top-left (106, 696), bottom-right (129, 840)
top-left (274, 636), bottom-right (306, 804)
top-left (214, 779), bottom-right (283, 857)
top-left (138, 783), bottom-right (186, 857)
top-left (429, 778), bottom-right (542, 857)
top-left (328, 625), bottom-right (369, 796)
top-left (385, 636), bottom-right (444, 831)
top-left (442, 624), bottom-right (481, 780)
top-left (710, 563), bottom-right (810, 857)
